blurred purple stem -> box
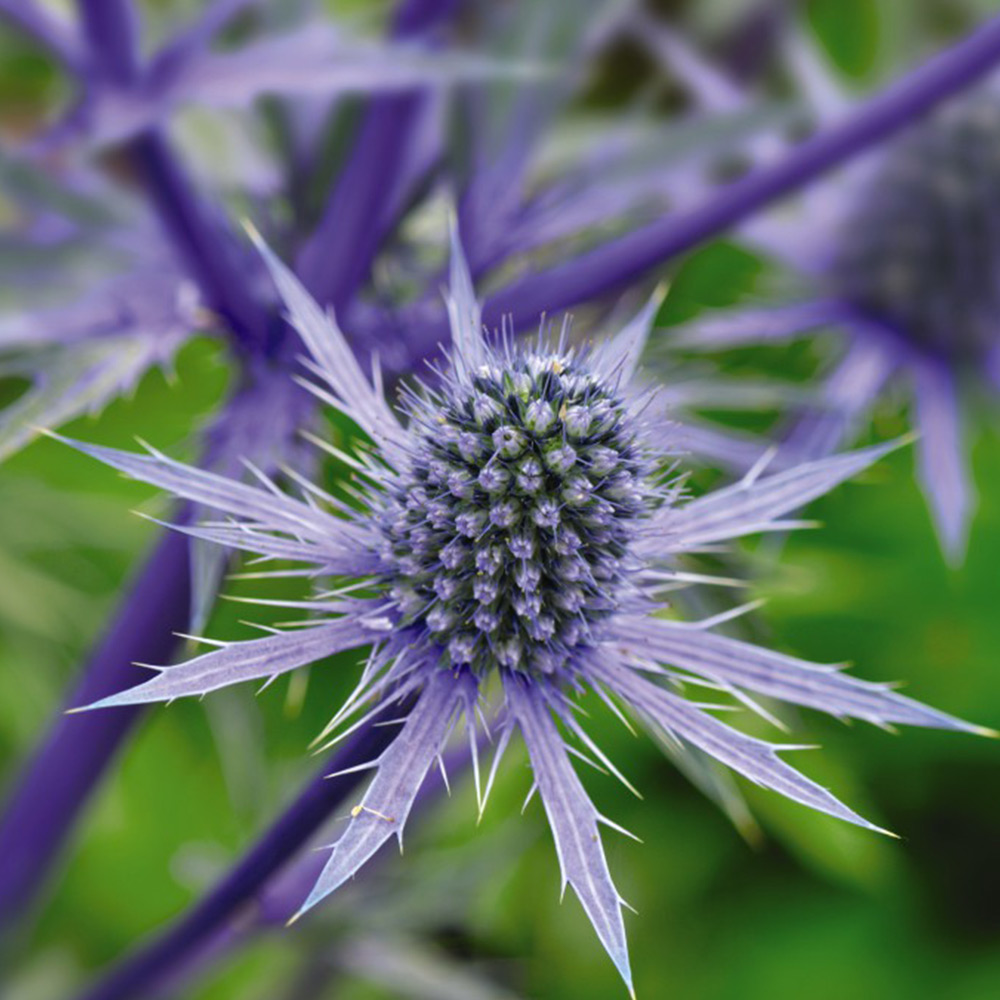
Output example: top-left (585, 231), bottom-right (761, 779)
top-left (295, 0), bottom-right (458, 310)
top-left (77, 0), bottom-right (270, 352)
top-left (73, 703), bottom-right (414, 1000)
top-left (0, 528), bottom-right (192, 933)
top-left (126, 132), bottom-right (269, 350)
top-left (78, 0), bottom-right (139, 84)
top-left (476, 14), bottom-right (1000, 331)
top-left (380, 10), bottom-right (1000, 373)
top-left (152, 741), bottom-right (475, 998)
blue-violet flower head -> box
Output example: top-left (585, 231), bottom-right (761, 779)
top-left (65, 228), bottom-right (988, 994)
top-left (664, 32), bottom-right (1000, 562)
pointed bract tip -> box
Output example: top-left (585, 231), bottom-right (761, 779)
top-left (738, 818), bottom-right (767, 851)
top-left (972, 724), bottom-right (1000, 739)
top-left (285, 910), bottom-right (303, 928)
top-left (241, 218), bottom-right (263, 244)
top-left (872, 824), bottom-right (900, 840)
top-left (857, 434), bottom-right (914, 463)
top-left (940, 545), bottom-right (969, 571)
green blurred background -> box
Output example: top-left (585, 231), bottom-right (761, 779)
top-left (2, 2), bottom-right (1000, 998)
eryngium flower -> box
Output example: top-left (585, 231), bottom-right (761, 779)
top-left (659, 25), bottom-right (1000, 561)
top-left (67, 233), bottom-right (984, 992)
top-left (828, 94), bottom-right (1000, 360)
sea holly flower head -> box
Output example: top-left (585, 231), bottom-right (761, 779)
top-left (65, 231), bottom-right (987, 993)
top-left (381, 338), bottom-right (650, 678)
top-left (828, 93), bottom-right (1000, 363)
top-left (655, 22), bottom-right (1000, 562)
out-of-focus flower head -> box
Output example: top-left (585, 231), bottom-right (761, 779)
top-left (651, 13), bottom-right (1000, 562)
top-left (65, 232), bottom-right (985, 992)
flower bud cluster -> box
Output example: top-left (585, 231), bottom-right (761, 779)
top-left (381, 352), bottom-right (648, 676)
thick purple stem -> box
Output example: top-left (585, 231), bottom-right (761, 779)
top-left (149, 740), bottom-right (474, 997)
top-left (76, 0), bottom-right (269, 351)
top-left (477, 14), bottom-right (1000, 330)
top-left (78, 0), bottom-right (140, 84)
top-left (126, 132), bottom-right (269, 349)
top-left (0, 529), bottom-right (191, 933)
top-left (389, 12), bottom-right (1000, 370)
top-left (295, 97), bottom-right (433, 309)
top-left (0, 0), bottom-right (85, 72)
top-left (295, 0), bottom-right (458, 310)
top-left (73, 703), bottom-right (413, 1000)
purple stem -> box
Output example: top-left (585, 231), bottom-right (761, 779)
top-left (78, 0), bottom-right (140, 84)
top-left (73, 700), bottom-right (413, 1000)
top-left (295, 96), bottom-right (432, 309)
top-left (150, 740), bottom-right (475, 998)
top-left (294, 0), bottom-right (458, 310)
top-left (390, 12), bottom-right (1000, 369)
top-left (76, 0), bottom-right (269, 352)
top-left (0, 529), bottom-right (192, 933)
top-left (0, 0), bottom-right (85, 72)
top-left (126, 133), bottom-right (269, 349)
top-left (478, 14), bottom-right (1000, 329)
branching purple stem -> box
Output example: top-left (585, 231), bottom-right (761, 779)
top-left (76, 0), bottom-right (269, 352)
top-left (295, 0), bottom-right (458, 310)
top-left (126, 132), bottom-right (269, 349)
top-left (73, 702), bottom-right (414, 1000)
top-left (388, 11), bottom-right (1000, 372)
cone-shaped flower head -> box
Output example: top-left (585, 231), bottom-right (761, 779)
top-left (830, 94), bottom-right (1000, 361)
top-left (66, 230), bottom-right (987, 993)
top-left (660, 26), bottom-right (1000, 562)
top-left (382, 343), bottom-right (650, 678)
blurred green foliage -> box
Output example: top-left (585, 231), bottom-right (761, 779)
top-left (2, 2), bottom-right (1000, 999)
